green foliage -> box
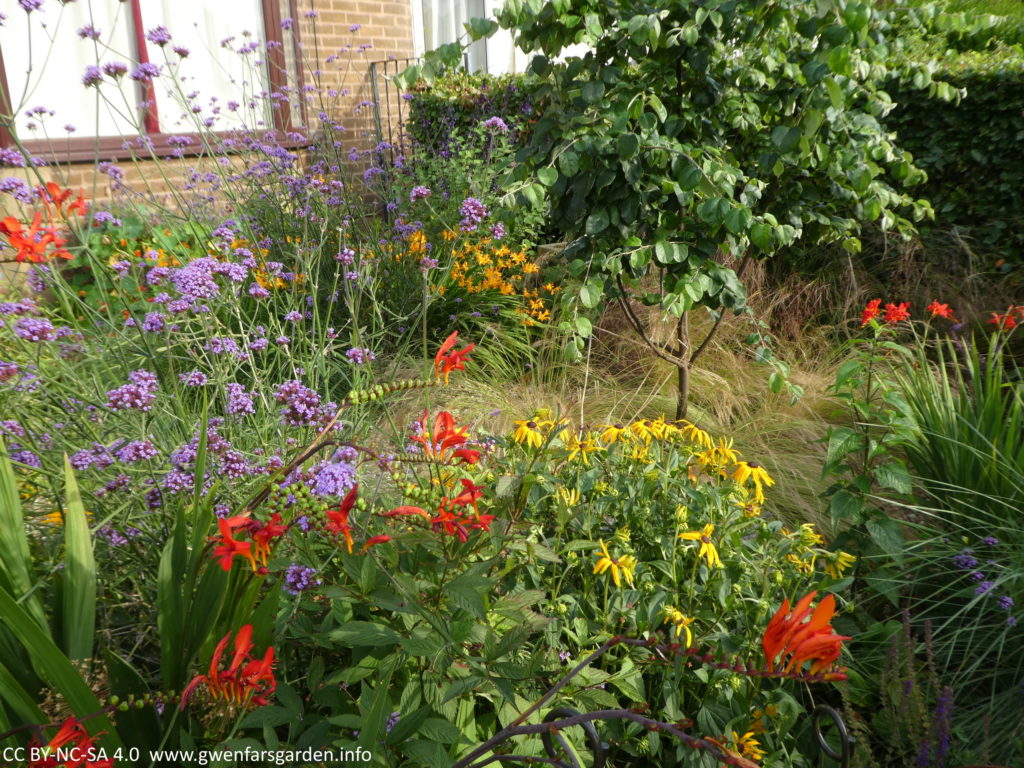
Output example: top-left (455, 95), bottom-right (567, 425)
top-left (885, 40), bottom-right (1024, 265)
top-left (497, 0), bottom-right (933, 328)
top-left (405, 71), bottom-right (534, 152)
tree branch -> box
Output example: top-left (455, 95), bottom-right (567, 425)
top-left (689, 253), bottom-right (752, 366)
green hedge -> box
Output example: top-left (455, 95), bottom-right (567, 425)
top-left (406, 72), bottom-right (533, 152)
top-left (885, 42), bottom-right (1024, 264)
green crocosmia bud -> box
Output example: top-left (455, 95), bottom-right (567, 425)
top-left (118, 702), bottom-right (129, 712)
top-left (108, 696), bottom-right (120, 706)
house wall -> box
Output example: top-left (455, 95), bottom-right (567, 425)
top-left (1, 0), bottom-right (416, 207)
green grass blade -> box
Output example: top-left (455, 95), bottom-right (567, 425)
top-left (0, 444), bottom-right (46, 630)
top-left (0, 658), bottom-right (46, 728)
top-left (0, 585), bottom-right (121, 748)
top-left (62, 457), bottom-right (96, 661)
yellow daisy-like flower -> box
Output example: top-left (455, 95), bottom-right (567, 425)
top-left (566, 432), bottom-right (603, 465)
top-left (543, 282), bottom-right (560, 293)
top-left (629, 419), bottom-right (657, 444)
top-left (512, 419), bottom-right (544, 449)
top-left (732, 460), bottom-right (775, 503)
top-left (785, 553), bottom-right (816, 575)
top-left (732, 730), bottom-right (766, 762)
top-left (796, 522), bottom-right (824, 547)
top-left (824, 550), bottom-right (857, 578)
top-left (441, 229), bottom-right (458, 241)
top-left (556, 486), bottom-right (580, 507)
top-left (593, 540), bottom-right (638, 588)
top-left (676, 420), bottom-right (714, 450)
top-left (628, 441), bottom-right (649, 462)
top-left (522, 262), bottom-right (540, 274)
top-left (679, 523), bottom-right (722, 568)
top-left (597, 423), bottom-right (631, 444)
top-left (662, 607), bottom-right (696, 646)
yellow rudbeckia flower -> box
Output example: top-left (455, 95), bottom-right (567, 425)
top-left (662, 607), bottom-right (696, 646)
top-left (593, 539), bottom-right (638, 588)
top-left (679, 523), bottom-right (722, 568)
top-left (512, 419), bottom-right (544, 449)
top-left (732, 460), bottom-right (775, 503)
top-left (825, 551), bottom-right (857, 578)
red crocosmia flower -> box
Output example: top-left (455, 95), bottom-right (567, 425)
top-left (362, 534), bottom-right (391, 551)
top-left (452, 447), bottom-right (481, 464)
top-left (430, 505), bottom-right (468, 541)
top-left (860, 298), bottom-right (882, 327)
top-left (1, 213), bottom-right (72, 263)
top-left (762, 592), bottom-right (850, 678)
top-left (326, 485), bottom-right (358, 553)
top-left (39, 182), bottom-right (88, 221)
top-left (989, 307), bottom-right (1019, 330)
top-left (382, 505), bottom-right (431, 519)
top-left (411, 411), bottom-right (477, 464)
top-left (251, 513), bottom-right (287, 565)
top-left (926, 300), bottom-right (955, 320)
top-left (464, 513), bottom-right (495, 533)
top-left (434, 331), bottom-right (475, 383)
top-left (29, 716), bottom-right (114, 768)
top-left (213, 516), bottom-right (257, 571)
top-left (180, 624), bottom-right (276, 711)
top-left (452, 478), bottom-right (486, 515)
top-left (883, 302), bottom-right (911, 324)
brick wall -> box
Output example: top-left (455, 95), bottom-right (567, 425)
top-left (0, 0), bottom-right (416, 208)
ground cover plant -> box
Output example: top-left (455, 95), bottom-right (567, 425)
top-left (1, 0), bottom-right (1023, 767)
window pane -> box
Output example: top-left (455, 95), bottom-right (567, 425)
top-left (152, 0), bottom-right (271, 133)
top-left (1, 3), bottom-right (141, 138)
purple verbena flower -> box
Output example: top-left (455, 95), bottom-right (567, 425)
top-left (179, 370), bottom-right (208, 387)
top-left (106, 369), bottom-right (158, 412)
top-left (102, 61), bottom-right (129, 79)
top-left (146, 26), bottom-right (171, 46)
top-left (82, 66), bottom-right (103, 87)
top-left (459, 197), bottom-right (488, 232)
top-left (283, 563), bottom-right (321, 595)
top-left (273, 380), bottom-right (321, 427)
top-left (14, 316), bottom-right (54, 342)
top-left (345, 347), bottom-right (375, 365)
top-left (225, 382), bottom-right (256, 415)
top-left (409, 185), bottom-right (431, 203)
top-left (115, 440), bottom-right (159, 463)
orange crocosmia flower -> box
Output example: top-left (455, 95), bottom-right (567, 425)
top-left (251, 513), bottom-right (287, 565)
top-left (433, 331), bottom-right (475, 383)
top-left (451, 477), bottom-right (486, 515)
top-left (362, 534), bottom-right (391, 551)
top-left (860, 298), bottom-right (882, 326)
top-left (382, 505), bottom-right (431, 519)
top-left (411, 410), bottom-right (478, 464)
top-left (989, 308), bottom-right (1019, 330)
top-left (213, 516), bottom-right (257, 571)
top-left (926, 300), bottom-right (955, 320)
top-left (180, 624), bottom-right (276, 711)
top-left (29, 716), bottom-right (114, 768)
top-left (882, 301), bottom-right (911, 324)
top-left (326, 485), bottom-right (359, 553)
top-left (1, 213), bottom-right (72, 263)
top-left (762, 592), bottom-right (850, 678)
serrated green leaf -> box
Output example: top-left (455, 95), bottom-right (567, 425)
top-left (329, 621), bottom-right (402, 647)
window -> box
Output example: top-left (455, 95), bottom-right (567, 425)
top-left (0, 0), bottom-right (301, 162)
top-left (409, 0), bottom-right (529, 75)
top-left (412, 0), bottom-right (488, 72)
